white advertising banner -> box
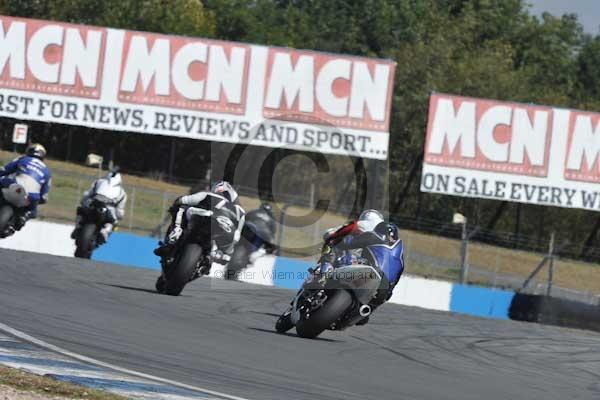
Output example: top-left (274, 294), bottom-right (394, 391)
top-left (0, 16), bottom-right (396, 159)
top-left (421, 93), bottom-right (600, 211)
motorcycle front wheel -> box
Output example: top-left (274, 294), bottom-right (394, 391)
top-left (295, 289), bottom-right (352, 339)
top-left (0, 205), bottom-right (14, 238)
top-left (164, 243), bottom-right (203, 296)
top-left (74, 224), bottom-right (97, 259)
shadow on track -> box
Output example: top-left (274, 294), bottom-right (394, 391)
top-left (96, 283), bottom-right (160, 295)
top-left (247, 327), bottom-right (343, 343)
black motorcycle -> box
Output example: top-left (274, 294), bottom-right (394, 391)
top-left (225, 214), bottom-right (276, 280)
top-left (74, 196), bottom-right (115, 259)
top-left (155, 207), bottom-right (237, 296)
top-left (0, 180), bottom-right (32, 238)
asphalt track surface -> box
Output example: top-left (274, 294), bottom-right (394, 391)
top-left (0, 248), bottom-right (598, 400)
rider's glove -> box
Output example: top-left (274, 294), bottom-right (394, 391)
top-left (167, 225), bottom-right (183, 244)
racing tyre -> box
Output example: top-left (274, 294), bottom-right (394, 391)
top-left (225, 243), bottom-right (250, 280)
top-left (275, 311), bottom-right (294, 334)
top-left (296, 290), bottom-right (352, 339)
top-left (155, 275), bottom-right (166, 294)
top-left (0, 205), bottom-right (14, 238)
top-left (164, 243), bottom-right (203, 296)
top-left (74, 224), bottom-right (97, 259)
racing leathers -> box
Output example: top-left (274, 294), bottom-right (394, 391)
top-left (0, 155), bottom-right (51, 229)
top-left (321, 219), bottom-right (404, 323)
top-left (156, 191), bottom-right (246, 264)
top-left (73, 174), bottom-right (127, 243)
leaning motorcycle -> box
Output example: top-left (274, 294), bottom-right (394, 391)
top-left (0, 178), bottom-right (31, 238)
top-left (275, 256), bottom-right (384, 339)
top-left (155, 207), bottom-right (236, 296)
top-left (74, 196), bottom-right (115, 259)
top-left (225, 219), bottom-right (275, 280)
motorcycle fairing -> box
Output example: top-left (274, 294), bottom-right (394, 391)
top-left (366, 239), bottom-right (404, 285)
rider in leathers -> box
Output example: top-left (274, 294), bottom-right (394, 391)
top-left (71, 170), bottom-right (127, 243)
top-left (225, 203), bottom-right (277, 279)
top-left (155, 181), bottom-right (246, 263)
top-left (0, 144), bottom-right (51, 232)
top-left (320, 209), bottom-right (404, 325)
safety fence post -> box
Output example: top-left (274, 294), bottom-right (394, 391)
top-left (128, 187), bottom-right (136, 231)
top-left (546, 232), bottom-right (555, 296)
top-left (459, 220), bottom-right (469, 284)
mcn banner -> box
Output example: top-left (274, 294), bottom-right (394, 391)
top-left (421, 93), bottom-right (600, 212)
top-left (0, 15), bottom-right (396, 160)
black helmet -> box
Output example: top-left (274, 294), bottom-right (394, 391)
top-left (260, 203), bottom-right (273, 215)
top-left (26, 143), bottom-right (46, 160)
top-left (388, 223), bottom-right (400, 244)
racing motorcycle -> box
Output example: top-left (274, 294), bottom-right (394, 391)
top-left (275, 256), bottom-right (385, 339)
top-left (74, 196), bottom-right (115, 259)
top-left (0, 178), bottom-right (31, 238)
top-left (155, 207), bottom-right (237, 296)
top-left (225, 216), bottom-right (276, 280)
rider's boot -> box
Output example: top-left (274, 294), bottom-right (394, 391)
top-left (154, 241), bottom-right (171, 257)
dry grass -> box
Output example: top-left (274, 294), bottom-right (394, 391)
top-left (401, 228), bottom-right (600, 293)
top-left (0, 365), bottom-right (125, 400)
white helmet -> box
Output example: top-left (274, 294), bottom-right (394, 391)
top-left (212, 180), bottom-right (238, 203)
top-left (357, 209), bottom-right (384, 232)
top-left (108, 172), bottom-right (122, 187)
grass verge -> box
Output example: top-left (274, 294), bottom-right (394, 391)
top-left (0, 364), bottom-right (126, 400)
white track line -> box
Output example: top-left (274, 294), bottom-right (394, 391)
top-left (0, 322), bottom-right (251, 400)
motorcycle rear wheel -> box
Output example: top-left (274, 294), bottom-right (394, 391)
top-left (296, 290), bottom-right (352, 339)
top-left (74, 224), bottom-right (97, 259)
top-left (0, 205), bottom-right (14, 238)
top-left (164, 243), bottom-right (203, 296)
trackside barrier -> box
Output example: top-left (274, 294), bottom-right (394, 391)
top-left (0, 220), bottom-right (516, 320)
top-left (450, 285), bottom-right (514, 320)
top-left (509, 293), bottom-right (600, 332)
top-left (0, 220), bottom-right (75, 257)
top-left (92, 232), bottom-right (161, 270)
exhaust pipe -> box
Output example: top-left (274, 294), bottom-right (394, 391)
top-left (359, 304), bottom-right (372, 317)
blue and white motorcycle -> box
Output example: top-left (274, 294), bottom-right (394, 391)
top-left (275, 239), bottom-right (404, 339)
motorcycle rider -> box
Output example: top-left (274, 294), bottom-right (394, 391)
top-left (225, 202), bottom-right (277, 280)
top-left (242, 202), bottom-right (277, 252)
top-left (0, 143), bottom-right (51, 232)
top-left (319, 209), bottom-right (404, 325)
top-left (71, 169), bottom-right (127, 243)
top-left (154, 180), bottom-right (246, 263)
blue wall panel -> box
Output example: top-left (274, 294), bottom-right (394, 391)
top-left (92, 232), bottom-right (161, 270)
top-left (272, 257), bottom-right (312, 289)
top-left (450, 284), bottom-right (515, 320)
